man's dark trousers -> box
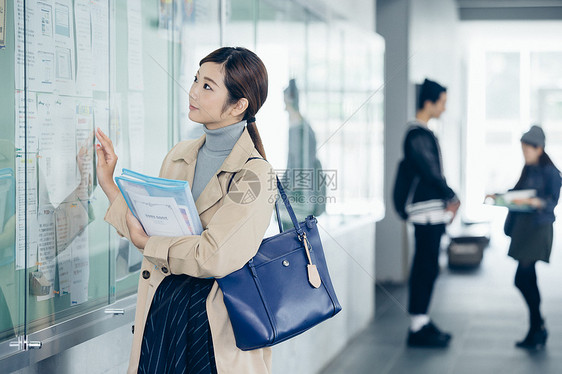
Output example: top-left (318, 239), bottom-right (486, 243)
top-left (408, 223), bottom-right (446, 314)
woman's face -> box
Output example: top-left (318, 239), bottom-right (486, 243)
top-left (521, 143), bottom-right (543, 165)
top-left (188, 62), bottom-right (245, 129)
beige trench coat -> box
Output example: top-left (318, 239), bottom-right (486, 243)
top-left (104, 128), bottom-right (277, 374)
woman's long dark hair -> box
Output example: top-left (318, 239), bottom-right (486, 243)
top-left (200, 47), bottom-right (268, 159)
top-left (513, 147), bottom-right (559, 190)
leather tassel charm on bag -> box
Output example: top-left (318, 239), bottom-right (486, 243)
top-left (302, 233), bottom-right (321, 288)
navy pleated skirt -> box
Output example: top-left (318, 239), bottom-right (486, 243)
top-left (138, 274), bottom-right (217, 374)
top-left (508, 214), bottom-right (553, 263)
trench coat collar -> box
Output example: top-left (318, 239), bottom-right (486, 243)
top-left (169, 126), bottom-right (260, 215)
top-left (170, 127), bottom-right (257, 171)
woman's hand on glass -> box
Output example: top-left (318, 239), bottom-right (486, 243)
top-left (95, 128), bottom-right (120, 203)
top-left (126, 210), bottom-right (149, 249)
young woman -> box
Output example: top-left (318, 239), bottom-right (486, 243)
top-left (95, 47), bottom-right (277, 373)
top-left (505, 125), bottom-right (561, 350)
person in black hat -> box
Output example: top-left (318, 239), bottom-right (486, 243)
top-left (503, 125), bottom-right (561, 349)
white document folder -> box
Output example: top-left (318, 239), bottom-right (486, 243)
top-left (115, 169), bottom-right (203, 236)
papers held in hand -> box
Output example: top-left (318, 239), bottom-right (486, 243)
top-left (486, 189), bottom-right (536, 212)
top-left (115, 169), bottom-right (203, 236)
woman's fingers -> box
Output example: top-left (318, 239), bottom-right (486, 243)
top-left (95, 128), bottom-right (118, 165)
top-left (95, 127), bottom-right (106, 144)
top-left (97, 128), bottom-right (114, 147)
top-left (95, 128), bottom-right (115, 153)
top-left (95, 127), bottom-right (109, 141)
top-left (96, 144), bottom-right (107, 167)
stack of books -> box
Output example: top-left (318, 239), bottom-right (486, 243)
top-left (405, 199), bottom-right (453, 225)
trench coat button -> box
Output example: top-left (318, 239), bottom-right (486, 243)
top-left (161, 266), bottom-right (168, 274)
top-left (131, 325), bottom-right (135, 334)
top-left (142, 270), bottom-right (150, 279)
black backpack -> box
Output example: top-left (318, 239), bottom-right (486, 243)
top-left (393, 125), bottom-right (423, 220)
top-left (393, 159), bottom-right (417, 220)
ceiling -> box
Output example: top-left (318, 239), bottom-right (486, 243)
top-left (457, 0), bottom-right (562, 20)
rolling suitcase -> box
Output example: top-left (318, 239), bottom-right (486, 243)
top-left (447, 223), bottom-right (490, 268)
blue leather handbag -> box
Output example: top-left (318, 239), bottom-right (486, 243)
top-left (216, 158), bottom-right (342, 351)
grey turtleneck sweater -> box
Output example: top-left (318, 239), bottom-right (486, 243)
top-left (191, 120), bottom-right (246, 202)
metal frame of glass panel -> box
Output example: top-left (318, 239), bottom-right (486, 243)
top-left (0, 295), bottom-right (136, 372)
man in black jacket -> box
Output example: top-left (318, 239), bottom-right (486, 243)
top-left (403, 79), bottom-right (460, 348)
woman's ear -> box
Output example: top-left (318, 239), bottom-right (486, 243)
top-left (229, 98), bottom-right (249, 117)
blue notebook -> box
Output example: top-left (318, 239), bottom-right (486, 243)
top-left (115, 169), bottom-right (203, 236)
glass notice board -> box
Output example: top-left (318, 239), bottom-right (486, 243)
top-left (0, 0), bottom-right (175, 361)
top-left (0, 0), bottom-right (384, 367)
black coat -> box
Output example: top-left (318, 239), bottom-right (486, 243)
top-left (403, 123), bottom-right (457, 204)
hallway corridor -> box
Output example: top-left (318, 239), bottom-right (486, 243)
top-left (322, 224), bottom-right (562, 374)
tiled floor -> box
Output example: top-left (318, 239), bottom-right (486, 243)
top-left (321, 223), bottom-right (562, 374)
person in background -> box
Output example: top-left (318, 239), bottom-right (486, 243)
top-left (282, 79), bottom-right (326, 225)
top-left (402, 79), bottom-right (460, 348)
top-left (503, 125), bottom-right (561, 350)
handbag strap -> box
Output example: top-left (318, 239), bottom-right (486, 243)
top-left (227, 157), bottom-right (304, 236)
